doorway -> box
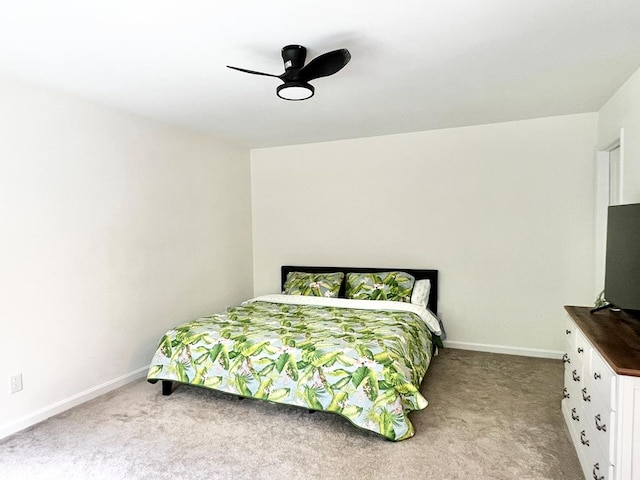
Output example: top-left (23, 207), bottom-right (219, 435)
top-left (594, 129), bottom-right (624, 294)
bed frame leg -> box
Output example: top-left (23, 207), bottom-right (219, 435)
top-left (161, 380), bottom-right (173, 396)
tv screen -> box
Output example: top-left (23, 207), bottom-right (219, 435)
top-left (604, 203), bottom-right (640, 313)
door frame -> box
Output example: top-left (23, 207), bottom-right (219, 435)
top-left (594, 128), bottom-right (624, 294)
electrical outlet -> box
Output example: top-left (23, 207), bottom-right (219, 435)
top-left (10, 374), bottom-right (23, 394)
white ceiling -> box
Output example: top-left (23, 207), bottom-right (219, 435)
top-left (1, 1), bottom-right (639, 149)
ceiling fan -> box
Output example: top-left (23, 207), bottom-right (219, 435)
top-left (227, 45), bottom-right (351, 101)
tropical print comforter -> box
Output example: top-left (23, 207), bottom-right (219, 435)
top-left (147, 294), bottom-right (439, 441)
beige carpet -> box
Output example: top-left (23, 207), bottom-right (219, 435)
top-left (0, 349), bottom-right (582, 480)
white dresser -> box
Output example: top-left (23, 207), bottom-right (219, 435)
top-left (562, 306), bottom-right (640, 480)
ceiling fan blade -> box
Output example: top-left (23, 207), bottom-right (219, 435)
top-left (226, 65), bottom-right (280, 78)
top-left (298, 49), bottom-right (351, 82)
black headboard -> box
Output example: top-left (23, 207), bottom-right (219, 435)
top-left (281, 265), bottom-right (438, 313)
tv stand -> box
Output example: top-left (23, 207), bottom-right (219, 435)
top-left (562, 306), bottom-right (640, 480)
top-left (589, 302), bottom-right (617, 314)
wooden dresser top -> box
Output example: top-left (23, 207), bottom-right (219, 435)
top-left (565, 305), bottom-right (640, 377)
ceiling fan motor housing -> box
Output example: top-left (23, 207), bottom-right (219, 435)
top-left (281, 45), bottom-right (307, 70)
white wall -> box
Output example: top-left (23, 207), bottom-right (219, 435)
top-left (251, 113), bottom-right (597, 356)
top-left (0, 77), bottom-right (254, 438)
top-left (598, 66), bottom-right (640, 202)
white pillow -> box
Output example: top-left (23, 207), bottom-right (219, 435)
top-left (411, 279), bottom-right (431, 308)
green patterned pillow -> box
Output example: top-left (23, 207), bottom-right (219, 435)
top-left (345, 271), bottom-right (415, 302)
top-left (283, 272), bottom-right (344, 298)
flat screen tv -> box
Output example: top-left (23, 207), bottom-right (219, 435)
top-left (602, 203), bottom-right (640, 314)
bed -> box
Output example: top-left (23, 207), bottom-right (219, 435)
top-left (147, 266), bottom-right (441, 441)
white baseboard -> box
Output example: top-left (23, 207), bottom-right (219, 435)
top-left (443, 340), bottom-right (563, 360)
top-left (0, 366), bottom-right (148, 441)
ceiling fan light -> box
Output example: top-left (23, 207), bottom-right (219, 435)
top-left (277, 82), bottom-right (314, 101)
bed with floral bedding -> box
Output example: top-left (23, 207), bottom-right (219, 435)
top-left (147, 266), bottom-right (441, 441)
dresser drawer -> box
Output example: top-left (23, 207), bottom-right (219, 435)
top-left (589, 348), bottom-right (617, 409)
top-left (574, 328), bottom-right (590, 365)
top-left (566, 403), bottom-right (584, 434)
top-left (564, 316), bottom-right (577, 352)
top-left (564, 362), bottom-right (583, 404)
top-left (584, 447), bottom-right (615, 480)
top-left (562, 398), bottom-right (582, 444)
top-left (584, 402), bottom-right (616, 465)
top-left (577, 426), bottom-right (615, 480)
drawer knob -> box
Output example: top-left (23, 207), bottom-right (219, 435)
top-left (592, 463), bottom-right (604, 480)
top-left (580, 430), bottom-right (590, 446)
top-left (572, 369), bottom-right (581, 382)
top-left (562, 387), bottom-right (570, 399)
top-left (582, 388), bottom-right (591, 402)
top-left (595, 414), bottom-right (607, 432)
top-left (594, 372), bottom-right (601, 380)
top-left (571, 408), bottom-right (580, 421)
top-left (562, 353), bottom-right (570, 364)
top-left (566, 329), bottom-right (571, 335)
top-left (577, 347), bottom-right (584, 354)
